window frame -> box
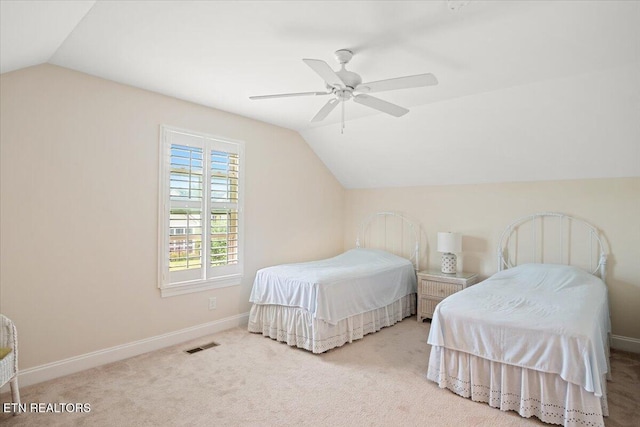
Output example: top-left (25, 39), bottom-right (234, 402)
top-left (158, 125), bottom-right (245, 297)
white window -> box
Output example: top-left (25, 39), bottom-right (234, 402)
top-left (158, 126), bottom-right (244, 297)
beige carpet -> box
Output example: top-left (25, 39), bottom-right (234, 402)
top-left (1, 318), bottom-right (639, 426)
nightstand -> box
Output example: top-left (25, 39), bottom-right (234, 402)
top-left (417, 270), bottom-right (478, 322)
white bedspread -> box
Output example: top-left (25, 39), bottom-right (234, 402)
top-left (249, 248), bottom-right (416, 325)
top-left (427, 263), bottom-right (610, 396)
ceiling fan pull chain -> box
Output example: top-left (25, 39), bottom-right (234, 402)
top-left (341, 98), bottom-right (345, 134)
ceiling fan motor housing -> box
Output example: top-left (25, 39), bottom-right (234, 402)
top-left (336, 69), bottom-right (362, 90)
top-left (333, 49), bottom-right (362, 89)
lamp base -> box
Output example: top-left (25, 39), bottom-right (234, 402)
top-left (441, 253), bottom-right (457, 274)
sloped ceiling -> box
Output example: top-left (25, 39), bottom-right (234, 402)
top-left (0, 0), bottom-right (95, 73)
top-left (2, 1), bottom-right (639, 188)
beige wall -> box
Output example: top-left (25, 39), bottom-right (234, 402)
top-left (0, 64), bottom-right (345, 369)
top-left (1, 63), bottom-right (638, 374)
top-left (345, 178), bottom-right (640, 339)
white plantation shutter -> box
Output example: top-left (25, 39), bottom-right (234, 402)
top-left (159, 126), bottom-right (244, 296)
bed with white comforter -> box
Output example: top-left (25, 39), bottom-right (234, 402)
top-left (427, 263), bottom-right (611, 426)
top-left (248, 248), bottom-right (417, 353)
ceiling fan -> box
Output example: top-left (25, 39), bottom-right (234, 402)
top-left (249, 49), bottom-right (438, 132)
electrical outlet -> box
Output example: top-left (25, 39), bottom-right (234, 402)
top-left (208, 297), bottom-right (217, 310)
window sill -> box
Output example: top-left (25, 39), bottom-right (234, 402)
top-left (160, 274), bottom-right (242, 297)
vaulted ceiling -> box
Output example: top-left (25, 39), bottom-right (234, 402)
top-left (2, 1), bottom-right (639, 188)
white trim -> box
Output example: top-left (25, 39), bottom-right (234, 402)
top-left (611, 334), bottom-right (640, 354)
top-left (1, 312), bottom-right (249, 392)
top-left (160, 274), bottom-right (242, 297)
top-left (158, 125), bottom-right (245, 296)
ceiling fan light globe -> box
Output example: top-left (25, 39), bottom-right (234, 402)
top-left (335, 89), bottom-right (352, 101)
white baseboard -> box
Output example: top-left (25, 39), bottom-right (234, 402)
top-left (1, 312), bottom-right (249, 393)
top-left (611, 334), bottom-right (640, 354)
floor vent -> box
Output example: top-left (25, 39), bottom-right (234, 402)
top-left (185, 341), bottom-right (219, 354)
top-left (200, 341), bottom-right (220, 349)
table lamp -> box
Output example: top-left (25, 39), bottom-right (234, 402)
top-left (437, 232), bottom-right (462, 274)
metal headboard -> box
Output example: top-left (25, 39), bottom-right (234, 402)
top-left (356, 211), bottom-right (421, 271)
top-left (497, 212), bottom-right (607, 279)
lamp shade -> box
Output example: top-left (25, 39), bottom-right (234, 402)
top-left (437, 232), bottom-right (462, 253)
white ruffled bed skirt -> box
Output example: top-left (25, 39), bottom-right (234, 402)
top-left (427, 346), bottom-right (608, 427)
top-left (248, 294), bottom-right (416, 353)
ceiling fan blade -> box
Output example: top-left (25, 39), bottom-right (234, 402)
top-left (353, 94), bottom-right (409, 117)
top-left (357, 73), bottom-right (438, 93)
top-left (249, 91), bottom-right (331, 100)
top-left (303, 59), bottom-right (344, 87)
top-left (311, 98), bottom-right (340, 122)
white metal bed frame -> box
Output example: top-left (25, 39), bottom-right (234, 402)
top-left (498, 211), bottom-right (607, 278)
top-left (356, 211), bottom-right (421, 271)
